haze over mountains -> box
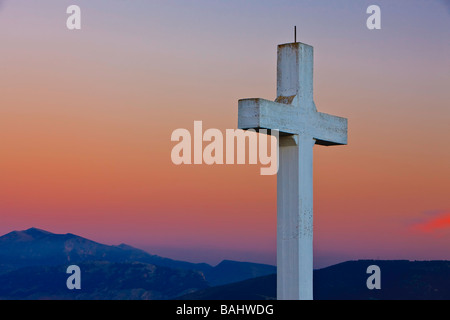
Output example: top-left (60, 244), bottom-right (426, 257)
top-left (0, 228), bottom-right (448, 300)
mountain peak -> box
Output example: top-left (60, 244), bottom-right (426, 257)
top-left (0, 228), bottom-right (72, 244)
top-left (23, 227), bottom-right (53, 235)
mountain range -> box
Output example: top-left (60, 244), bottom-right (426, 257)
top-left (0, 228), bottom-right (275, 299)
top-left (0, 228), bottom-right (448, 300)
top-left (180, 260), bottom-right (450, 300)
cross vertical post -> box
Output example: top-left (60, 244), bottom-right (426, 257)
top-left (237, 41), bottom-right (348, 300)
top-left (276, 43), bottom-right (315, 300)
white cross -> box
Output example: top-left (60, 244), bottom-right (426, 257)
top-left (238, 42), bottom-right (348, 300)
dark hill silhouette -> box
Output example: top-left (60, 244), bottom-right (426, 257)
top-left (1, 229), bottom-right (447, 300)
top-left (0, 261), bottom-right (208, 300)
top-left (203, 260), bottom-right (276, 286)
top-left (314, 260), bottom-right (450, 300)
top-left (179, 260), bottom-right (450, 300)
top-left (178, 274), bottom-right (276, 300)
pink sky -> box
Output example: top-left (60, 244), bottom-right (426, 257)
top-left (0, 0), bottom-right (449, 267)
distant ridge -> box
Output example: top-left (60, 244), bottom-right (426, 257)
top-left (0, 261), bottom-right (209, 300)
top-left (1, 228), bottom-right (447, 300)
top-left (179, 260), bottom-right (450, 300)
top-left (0, 228), bottom-right (275, 287)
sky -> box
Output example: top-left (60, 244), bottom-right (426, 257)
top-left (0, 0), bottom-right (449, 268)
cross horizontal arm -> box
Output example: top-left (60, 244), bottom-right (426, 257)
top-left (238, 98), bottom-right (348, 146)
top-left (311, 112), bottom-right (348, 146)
top-left (238, 98), bottom-right (298, 134)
